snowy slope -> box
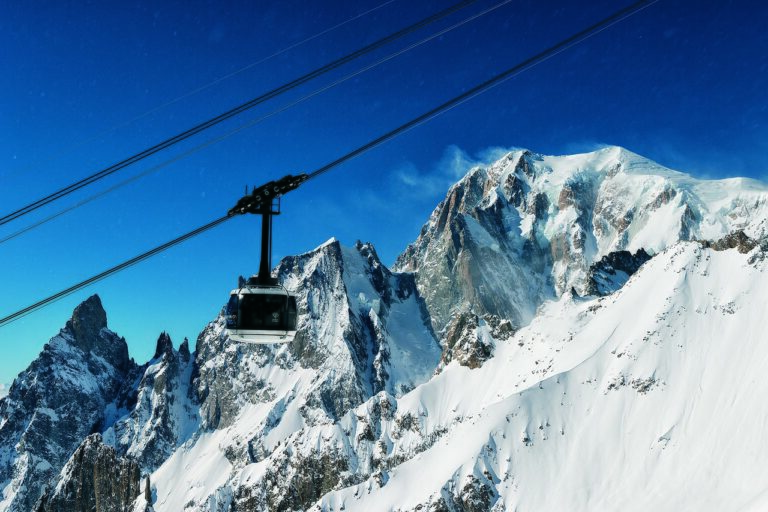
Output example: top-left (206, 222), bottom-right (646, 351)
top-left (315, 240), bottom-right (768, 511)
top-left (143, 239), bottom-right (442, 510)
top-left (110, 149), bottom-right (768, 510)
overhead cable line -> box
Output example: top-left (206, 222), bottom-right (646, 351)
top-left (309, 0), bottom-right (660, 180)
top-left (5, 0), bottom-right (398, 181)
top-left (0, 0), bottom-right (514, 247)
top-left (0, 0), bottom-right (478, 228)
top-left (0, 0), bottom-right (514, 244)
top-left (0, 216), bottom-right (233, 327)
top-left (0, 0), bottom-right (659, 328)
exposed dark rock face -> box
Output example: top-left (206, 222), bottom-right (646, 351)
top-left (152, 332), bottom-right (174, 360)
top-left (68, 295), bottom-right (107, 350)
top-left (395, 160), bottom-right (552, 333)
top-left (455, 475), bottom-right (498, 512)
top-left (586, 248), bottom-right (652, 296)
top-left (410, 474), bottom-right (499, 512)
top-left (178, 337), bottom-right (191, 361)
top-left (439, 312), bottom-right (499, 371)
top-left (35, 434), bottom-right (142, 512)
top-left (67, 295), bottom-right (131, 374)
top-left (225, 446), bottom-right (350, 511)
top-left (700, 229), bottom-right (758, 254)
top-left (0, 295), bottom-right (137, 512)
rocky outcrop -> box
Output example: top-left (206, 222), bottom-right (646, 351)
top-left (395, 154), bottom-right (552, 332)
top-left (35, 434), bottom-right (142, 512)
top-left (230, 446), bottom-right (350, 511)
top-left (586, 248), bottom-right (652, 296)
top-left (193, 240), bottom-right (440, 432)
top-left (417, 474), bottom-right (498, 512)
top-left (700, 229), bottom-right (758, 254)
top-left (439, 312), bottom-right (505, 371)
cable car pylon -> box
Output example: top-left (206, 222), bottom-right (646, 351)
top-left (224, 174), bottom-right (309, 343)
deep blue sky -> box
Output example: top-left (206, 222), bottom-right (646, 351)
top-left (0, 0), bottom-right (766, 384)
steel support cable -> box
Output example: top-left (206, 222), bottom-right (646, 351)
top-left (308, 0), bottom-right (659, 180)
top-left (5, 0), bottom-right (399, 181)
top-left (0, 0), bottom-right (478, 228)
top-left (0, 0), bottom-right (658, 328)
top-left (0, 0), bottom-right (513, 247)
top-left (0, 215), bottom-right (232, 326)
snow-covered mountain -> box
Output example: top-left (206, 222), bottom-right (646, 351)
top-left (396, 146), bottom-right (768, 331)
top-left (316, 238), bottom-right (768, 511)
top-left (0, 295), bottom-right (140, 511)
top-left (2, 146), bottom-right (768, 511)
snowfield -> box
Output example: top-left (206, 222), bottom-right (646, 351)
top-left (318, 242), bottom-right (768, 511)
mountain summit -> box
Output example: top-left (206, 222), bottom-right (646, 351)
top-left (396, 146), bottom-right (768, 331)
top-left (2, 147), bottom-right (768, 511)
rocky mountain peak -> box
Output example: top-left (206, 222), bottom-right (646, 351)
top-left (153, 332), bottom-right (174, 360)
top-left (0, 296), bottom-right (138, 511)
top-left (66, 294), bottom-right (107, 347)
top-left (191, 237), bottom-right (439, 437)
top-left (395, 147), bottom-right (768, 333)
top-left (60, 295), bottom-right (130, 373)
top-left (178, 337), bottom-right (191, 362)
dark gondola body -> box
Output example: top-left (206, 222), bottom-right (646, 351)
top-left (225, 285), bottom-right (297, 343)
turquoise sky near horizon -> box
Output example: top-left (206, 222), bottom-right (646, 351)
top-left (0, 0), bottom-right (766, 385)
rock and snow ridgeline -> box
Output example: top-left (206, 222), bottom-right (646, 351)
top-left (2, 146), bottom-right (768, 511)
top-left (395, 146), bottom-right (768, 331)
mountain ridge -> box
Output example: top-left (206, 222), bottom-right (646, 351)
top-left (2, 146), bottom-right (767, 511)
top-left (395, 145), bottom-right (768, 331)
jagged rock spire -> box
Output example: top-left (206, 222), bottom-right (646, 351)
top-left (66, 294), bottom-right (107, 350)
top-left (179, 337), bottom-right (190, 362)
top-left (153, 332), bottom-right (174, 360)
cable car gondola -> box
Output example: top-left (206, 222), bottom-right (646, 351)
top-left (224, 176), bottom-right (306, 344)
top-left (225, 280), bottom-right (297, 343)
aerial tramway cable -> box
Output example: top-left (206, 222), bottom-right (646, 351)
top-left (5, 0), bottom-right (399, 181)
top-left (0, 0), bottom-right (478, 228)
top-left (0, 0), bottom-right (659, 328)
top-left (0, 0), bottom-right (514, 247)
